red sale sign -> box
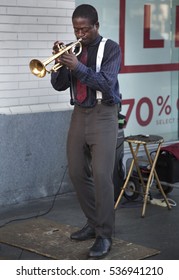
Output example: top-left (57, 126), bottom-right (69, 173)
top-left (119, 0), bottom-right (179, 73)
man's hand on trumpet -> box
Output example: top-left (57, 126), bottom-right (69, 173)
top-left (52, 41), bottom-right (79, 70)
top-left (52, 41), bottom-right (65, 64)
top-left (60, 50), bottom-right (79, 71)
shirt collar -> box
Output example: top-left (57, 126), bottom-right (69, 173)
top-left (88, 35), bottom-right (102, 47)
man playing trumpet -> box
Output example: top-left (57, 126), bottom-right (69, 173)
top-left (51, 4), bottom-right (121, 259)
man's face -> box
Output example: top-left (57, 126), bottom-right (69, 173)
top-left (72, 17), bottom-right (99, 46)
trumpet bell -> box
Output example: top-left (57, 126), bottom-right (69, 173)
top-left (29, 59), bottom-right (47, 78)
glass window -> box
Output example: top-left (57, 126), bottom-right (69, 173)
top-left (76, 0), bottom-right (179, 142)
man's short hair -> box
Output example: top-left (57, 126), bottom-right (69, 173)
top-left (72, 4), bottom-right (98, 25)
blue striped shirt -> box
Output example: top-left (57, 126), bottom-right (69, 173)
top-left (51, 35), bottom-right (122, 107)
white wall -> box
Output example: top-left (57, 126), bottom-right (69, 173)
top-left (0, 0), bottom-right (75, 115)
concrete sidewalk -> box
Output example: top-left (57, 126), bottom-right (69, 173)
top-left (0, 187), bottom-right (179, 260)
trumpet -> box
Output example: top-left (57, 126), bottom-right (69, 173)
top-left (29, 39), bottom-right (82, 78)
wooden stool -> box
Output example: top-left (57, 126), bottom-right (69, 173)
top-left (114, 134), bottom-right (172, 217)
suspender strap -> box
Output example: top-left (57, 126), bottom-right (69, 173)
top-left (96, 37), bottom-right (107, 101)
top-left (96, 38), bottom-right (107, 72)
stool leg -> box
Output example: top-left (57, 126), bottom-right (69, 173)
top-left (143, 144), bottom-right (171, 216)
top-left (114, 143), bottom-right (140, 209)
top-left (142, 144), bottom-right (160, 217)
top-left (129, 143), bottom-right (146, 192)
top-left (114, 158), bottom-right (135, 209)
top-left (144, 146), bottom-right (171, 210)
top-left (141, 163), bottom-right (154, 217)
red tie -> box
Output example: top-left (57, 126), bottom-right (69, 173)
top-left (76, 47), bottom-right (87, 103)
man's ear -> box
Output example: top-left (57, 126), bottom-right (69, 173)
top-left (95, 21), bottom-right (99, 29)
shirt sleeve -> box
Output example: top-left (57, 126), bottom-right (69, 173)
top-left (51, 67), bottom-right (71, 91)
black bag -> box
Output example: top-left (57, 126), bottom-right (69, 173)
top-left (156, 145), bottom-right (179, 184)
top-left (118, 113), bottom-right (127, 129)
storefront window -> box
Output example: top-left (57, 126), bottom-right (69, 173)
top-left (76, 0), bottom-right (179, 142)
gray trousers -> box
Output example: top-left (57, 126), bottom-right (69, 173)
top-left (67, 103), bottom-right (118, 238)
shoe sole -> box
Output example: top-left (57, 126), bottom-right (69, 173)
top-left (88, 247), bottom-right (111, 259)
top-left (70, 235), bottom-right (96, 241)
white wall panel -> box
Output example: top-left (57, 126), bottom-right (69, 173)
top-left (0, 0), bottom-right (75, 114)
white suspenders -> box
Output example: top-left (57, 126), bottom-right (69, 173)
top-left (96, 37), bottom-right (107, 72)
top-left (96, 37), bottom-right (107, 101)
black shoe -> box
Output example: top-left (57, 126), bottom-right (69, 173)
top-left (88, 236), bottom-right (112, 259)
top-left (70, 224), bottom-right (96, 241)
